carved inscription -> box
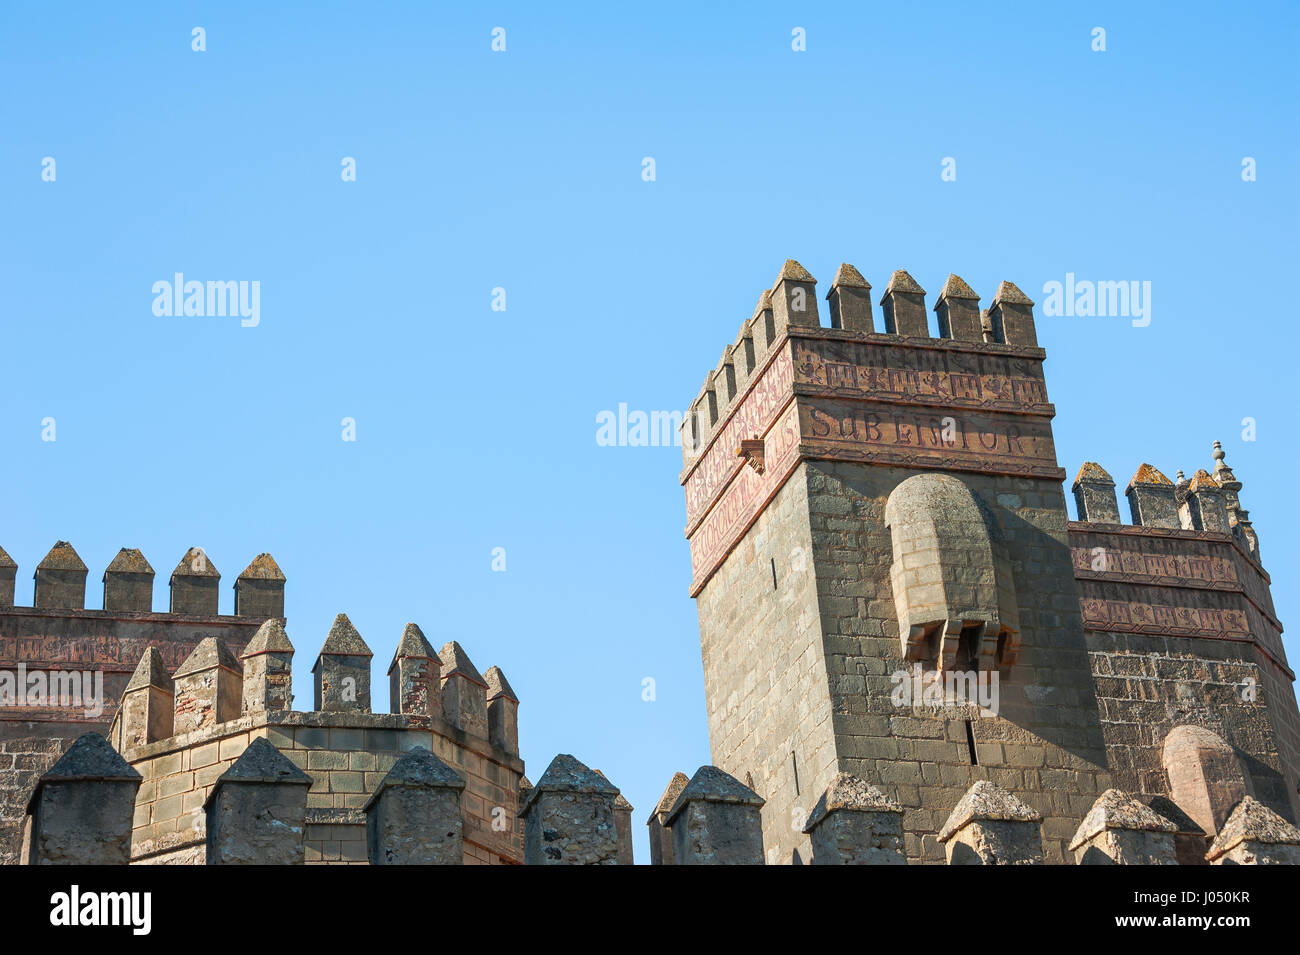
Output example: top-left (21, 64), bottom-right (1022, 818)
top-left (1079, 596), bottom-right (1251, 639)
top-left (800, 400), bottom-right (1061, 478)
top-left (792, 339), bottom-right (1051, 412)
top-left (689, 401), bottom-right (800, 594)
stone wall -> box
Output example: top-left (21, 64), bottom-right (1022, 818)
top-left (123, 711), bottom-right (524, 865)
top-left (693, 465), bottom-right (839, 865)
top-left (1071, 521), bottom-right (1300, 823)
top-left (0, 736), bottom-right (69, 865)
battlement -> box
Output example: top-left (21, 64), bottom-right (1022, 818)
top-left (22, 749), bottom-right (1300, 864)
top-left (0, 540), bottom-right (285, 617)
top-left (100, 616), bottom-right (524, 864)
top-left (679, 260), bottom-right (1044, 473)
top-left (1069, 442), bottom-right (1261, 565)
top-left (680, 259), bottom-right (1060, 599)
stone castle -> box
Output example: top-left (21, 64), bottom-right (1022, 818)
top-left (5, 258), bottom-right (1300, 865)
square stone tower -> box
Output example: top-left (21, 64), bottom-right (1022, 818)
top-left (680, 261), bottom-right (1111, 864)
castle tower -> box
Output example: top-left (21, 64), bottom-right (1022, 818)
top-left (679, 260), bottom-right (1112, 863)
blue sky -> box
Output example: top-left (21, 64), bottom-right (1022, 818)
top-left (2, 2), bottom-right (1297, 863)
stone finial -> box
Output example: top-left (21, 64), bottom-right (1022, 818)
top-left (1072, 462), bottom-right (1121, 524)
top-left (988, 280), bottom-right (1038, 346)
top-left (1208, 441), bottom-right (1260, 560)
top-left (364, 746), bottom-right (467, 865)
top-left (827, 263), bottom-right (874, 333)
top-left (102, 548), bottom-right (154, 612)
top-left (938, 780), bottom-right (1043, 865)
top-left (595, 769), bottom-right (635, 865)
top-left (878, 270), bottom-right (929, 337)
top-left (388, 623), bottom-right (440, 718)
top-left (169, 546), bottom-right (220, 615)
top-left (647, 771), bottom-right (690, 865)
top-left (1068, 789), bottom-right (1179, 864)
top-left (770, 259), bottom-right (819, 336)
top-left (1174, 468), bottom-right (1191, 509)
top-left (234, 552), bottom-right (286, 620)
top-left (518, 754), bottom-right (621, 865)
top-left (312, 613), bottom-right (373, 713)
top-left (240, 618), bottom-right (295, 714)
top-left (33, 541), bottom-right (88, 610)
top-left (204, 737), bottom-right (311, 865)
top-left (802, 772), bottom-right (905, 865)
top-left (119, 647), bottom-right (174, 747)
top-left (1184, 469), bottom-right (1231, 534)
top-left (25, 733), bottom-right (142, 865)
top-left (0, 544), bottom-right (16, 607)
top-left (664, 765), bottom-right (765, 865)
top-left (1161, 724), bottom-right (1246, 837)
top-left (173, 637), bottom-right (243, 733)
top-left (1125, 463), bottom-right (1180, 529)
top-left (439, 641), bottom-right (488, 739)
top-left (1205, 796), bottom-right (1300, 865)
top-left (484, 665), bottom-right (519, 755)
top-left (934, 274), bottom-right (982, 342)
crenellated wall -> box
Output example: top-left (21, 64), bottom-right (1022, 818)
top-left (1067, 455), bottom-right (1300, 825)
top-left (106, 616), bottom-right (525, 865)
top-left (0, 541), bottom-right (283, 863)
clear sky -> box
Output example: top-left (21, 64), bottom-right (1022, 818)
top-left (2, 2), bottom-right (1296, 863)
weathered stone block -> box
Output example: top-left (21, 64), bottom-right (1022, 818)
top-left (25, 733), bottom-right (142, 865)
top-left (102, 547), bottom-right (154, 612)
top-left (240, 618), bottom-right (294, 714)
top-left (1072, 463), bottom-right (1121, 524)
top-left (233, 552), bottom-right (286, 620)
top-left (879, 270), bottom-right (928, 337)
top-left (33, 541), bottom-right (87, 610)
top-left (1205, 796), bottom-right (1300, 865)
top-left (119, 647), bottom-right (174, 747)
top-left (312, 613), bottom-right (372, 713)
top-left (665, 765), bottom-right (765, 865)
top-left (173, 637), bottom-right (243, 734)
top-left (938, 780), bottom-right (1043, 865)
top-left (0, 544), bottom-right (15, 606)
top-left (484, 666), bottom-right (518, 755)
top-left (365, 746), bottom-right (465, 865)
top-left (1068, 789), bottom-right (1178, 864)
top-left (827, 263), bottom-right (873, 334)
top-left (204, 737), bottom-right (311, 865)
top-left (519, 754), bottom-right (620, 865)
top-left (387, 623), bottom-right (440, 718)
top-left (803, 772), bottom-right (905, 864)
top-left (439, 641), bottom-right (487, 738)
top-left (647, 771), bottom-right (689, 865)
top-left (169, 547), bottom-right (220, 615)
